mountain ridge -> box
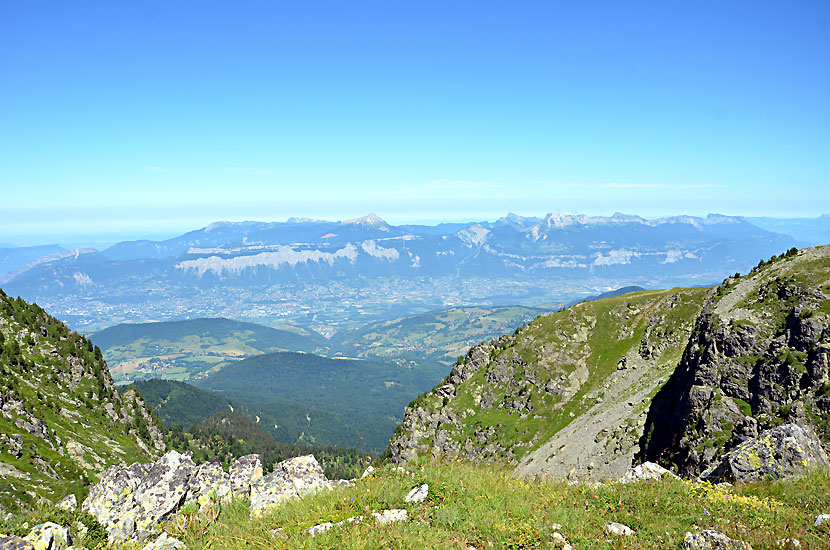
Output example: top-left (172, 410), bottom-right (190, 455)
top-left (3, 212), bottom-right (801, 332)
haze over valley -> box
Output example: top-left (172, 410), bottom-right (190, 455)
top-left (1, 212), bottom-right (808, 335)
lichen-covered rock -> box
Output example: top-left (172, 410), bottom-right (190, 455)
top-left (55, 494), bottom-right (77, 511)
top-left (82, 449), bottom-right (234, 542)
top-left (26, 522), bottom-right (69, 550)
top-left (683, 530), bottom-right (752, 549)
top-left (249, 455), bottom-right (329, 517)
top-left (186, 460), bottom-right (230, 509)
top-left (619, 462), bottom-right (678, 483)
top-left (82, 450), bottom-right (196, 542)
top-left (0, 535), bottom-right (34, 550)
top-left (700, 424), bottom-right (829, 483)
top-left (228, 454), bottom-right (262, 497)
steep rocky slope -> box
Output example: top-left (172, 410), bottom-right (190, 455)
top-left (641, 245), bottom-right (830, 476)
top-left (388, 285), bottom-right (709, 480)
top-left (0, 290), bottom-right (165, 511)
top-left (390, 246), bottom-right (830, 481)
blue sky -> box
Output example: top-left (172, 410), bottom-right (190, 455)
top-left (1, 1), bottom-right (829, 245)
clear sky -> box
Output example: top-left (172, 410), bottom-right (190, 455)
top-left (1, 1), bottom-right (829, 245)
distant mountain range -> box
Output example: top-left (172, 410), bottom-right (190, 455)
top-left (0, 244), bottom-right (66, 278)
top-left (746, 214), bottom-right (830, 246)
top-left (0, 212), bottom-right (811, 331)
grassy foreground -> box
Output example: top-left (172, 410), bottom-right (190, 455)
top-left (166, 459), bottom-right (830, 550)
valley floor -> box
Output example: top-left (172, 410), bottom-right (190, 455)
top-left (172, 459), bottom-right (829, 550)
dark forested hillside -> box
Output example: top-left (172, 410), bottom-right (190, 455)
top-left (197, 351), bottom-right (447, 452)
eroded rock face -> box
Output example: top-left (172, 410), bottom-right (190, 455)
top-left (249, 455), bottom-right (329, 517)
top-left (641, 250), bottom-right (830, 477)
top-left (701, 424), bottom-right (829, 483)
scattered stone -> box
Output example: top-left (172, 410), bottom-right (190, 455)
top-left (372, 509), bottom-right (408, 525)
top-left (305, 522), bottom-right (333, 537)
top-left (249, 455), bottom-right (329, 517)
top-left (55, 494), bottom-right (77, 511)
top-left (815, 514), bottom-right (830, 527)
top-left (361, 465), bottom-right (375, 478)
top-left (141, 532), bottom-right (186, 550)
top-left (0, 463), bottom-right (29, 479)
top-left (330, 479), bottom-right (355, 489)
top-left (683, 530), bottom-right (752, 549)
top-left (619, 462), bottom-right (678, 484)
top-left (269, 528), bottom-right (284, 538)
top-left (0, 535), bottom-right (35, 550)
top-left (777, 539), bottom-right (801, 548)
top-left (700, 424), bottom-right (829, 483)
top-left (404, 484), bottom-right (428, 503)
top-left (26, 522), bottom-right (69, 550)
top-left (552, 531), bottom-right (567, 544)
top-left (606, 522), bottom-right (634, 536)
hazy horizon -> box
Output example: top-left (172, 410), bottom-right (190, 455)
top-left (2, 210), bottom-right (829, 250)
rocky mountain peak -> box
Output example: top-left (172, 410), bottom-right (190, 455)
top-left (341, 213), bottom-right (388, 228)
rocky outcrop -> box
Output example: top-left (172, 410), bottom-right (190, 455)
top-left (700, 424), bottom-right (829, 483)
top-left (640, 247), bottom-right (830, 477)
top-left (82, 450), bottom-right (200, 542)
top-left (249, 455), bottom-right (329, 517)
top-left (0, 522), bottom-right (70, 550)
top-left (228, 453), bottom-right (263, 496)
top-left (81, 450), bottom-right (335, 542)
top-left (0, 535), bottom-right (34, 550)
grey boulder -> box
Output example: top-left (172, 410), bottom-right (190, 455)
top-left (683, 530), bottom-right (752, 549)
top-left (701, 424), bottom-right (829, 483)
top-left (249, 455), bottom-right (330, 517)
